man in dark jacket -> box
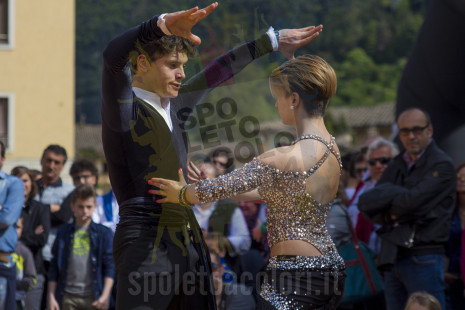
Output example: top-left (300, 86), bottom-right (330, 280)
top-left (358, 108), bottom-right (456, 310)
top-left (102, 3), bottom-right (323, 309)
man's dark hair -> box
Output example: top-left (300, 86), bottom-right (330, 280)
top-left (41, 144), bottom-right (68, 163)
top-left (129, 36), bottom-right (197, 74)
top-left (70, 159), bottom-right (99, 184)
top-left (0, 140), bottom-right (5, 158)
top-left (71, 184), bottom-right (96, 204)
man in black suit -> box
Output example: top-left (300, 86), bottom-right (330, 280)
top-left (102, 4), bottom-right (323, 309)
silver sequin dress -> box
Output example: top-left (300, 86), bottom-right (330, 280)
top-left (196, 135), bottom-right (346, 309)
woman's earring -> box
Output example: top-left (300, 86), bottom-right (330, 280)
top-left (290, 105), bottom-right (295, 109)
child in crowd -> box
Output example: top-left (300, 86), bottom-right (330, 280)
top-left (47, 184), bottom-right (115, 310)
top-left (209, 247), bottom-right (255, 310)
top-left (13, 216), bottom-right (37, 309)
top-left (404, 292), bottom-right (442, 310)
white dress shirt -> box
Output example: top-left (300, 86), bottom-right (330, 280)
top-left (132, 87), bottom-right (173, 131)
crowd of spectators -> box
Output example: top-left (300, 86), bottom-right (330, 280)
top-left (0, 143), bottom-right (269, 310)
top-left (327, 107), bottom-right (462, 310)
top-left (0, 106), bottom-right (463, 310)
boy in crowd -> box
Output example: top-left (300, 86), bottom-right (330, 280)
top-left (47, 184), bottom-right (114, 310)
top-left (67, 159), bottom-right (119, 232)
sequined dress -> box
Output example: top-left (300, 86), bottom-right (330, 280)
top-left (196, 135), bottom-right (346, 309)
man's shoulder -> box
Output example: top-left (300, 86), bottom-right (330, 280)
top-left (40, 178), bottom-right (74, 194)
top-left (60, 182), bottom-right (75, 193)
top-left (56, 223), bottom-right (74, 236)
top-left (57, 182), bottom-right (76, 200)
top-left (425, 140), bottom-right (454, 165)
top-left (2, 171), bottom-right (22, 186)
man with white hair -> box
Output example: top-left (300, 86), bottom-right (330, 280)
top-left (355, 138), bottom-right (398, 252)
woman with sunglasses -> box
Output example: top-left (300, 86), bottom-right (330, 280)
top-left (149, 54), bottom-right (346, 309)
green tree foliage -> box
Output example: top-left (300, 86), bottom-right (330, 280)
top-left (332, 48), bottom-right (406, 106)
top-left (75, 0), bottom-right (428, 124)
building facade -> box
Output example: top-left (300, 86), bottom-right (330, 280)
top-left (0, 0), bottom-right (75, 173)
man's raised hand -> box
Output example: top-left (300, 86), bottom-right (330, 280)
top-left (278, 25), bottom-right (323, 60)
top-left (164, 2), bottom-right (219, 45)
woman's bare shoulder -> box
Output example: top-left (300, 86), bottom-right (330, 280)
top-left (256, 145), bottom-right (319, 172)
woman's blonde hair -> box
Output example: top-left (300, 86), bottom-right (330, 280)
top-left (270, 55), bottom-right (337, 117)
top-left (404, 292), bottom-right (442, 310)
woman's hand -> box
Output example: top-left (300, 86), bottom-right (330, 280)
top-left (148, 169), bottom-right (186, 204)
top-left (164, 2), bottom-right (218, 45)
top-left (278, 25), bottom-right (323, 60)
top-left (34, 225), bottom-right (44, 235)
top-left (187, 161), bottom-right (207, 183)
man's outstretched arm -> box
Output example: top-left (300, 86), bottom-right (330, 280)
top-left (101, 4), bottom-right (218, 131)
top-left (164, 3), bottom-right (218, 45)
top-left (176, 24), bottom-right (323, 112)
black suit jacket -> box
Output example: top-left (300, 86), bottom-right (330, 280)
top-left (101, 16), bottom-right (273, 205)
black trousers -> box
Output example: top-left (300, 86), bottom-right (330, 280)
top-left (113, 223), bottom-right (216, 310)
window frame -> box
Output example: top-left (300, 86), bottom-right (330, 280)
top-left (0, 0), bottom-right (14, 49)
top-left (0, 92), bottom-right (15, 153)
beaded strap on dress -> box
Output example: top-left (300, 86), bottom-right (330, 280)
top-left (291, 134), bottom-right (342, 175)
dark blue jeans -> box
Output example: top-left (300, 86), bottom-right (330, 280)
top-left (0, 257), bottom-right (16, 310)
top-left (384, 254), bottom-right (445, 310)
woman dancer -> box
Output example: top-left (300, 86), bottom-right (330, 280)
top-left (150, 55), bottom-right (346, 309)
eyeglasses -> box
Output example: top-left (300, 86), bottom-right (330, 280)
top-left (355, 168), bottom-right (367, 175)
top-left (368, 157), bottom-right (391, 166)
top-left (72, 174), bottom-right (93, 182)
top-left (213, 160), bottom-right (228, 168)
top-left (398, 124), bottom-right (429, 137)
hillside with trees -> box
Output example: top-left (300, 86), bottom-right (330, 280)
top-left (76, 0), bottom-right (429, 134)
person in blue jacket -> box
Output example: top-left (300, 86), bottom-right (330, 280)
top-left (0, 140), bottom-right (24, 310)
top-left (47, 184), bottom-right (114, 310)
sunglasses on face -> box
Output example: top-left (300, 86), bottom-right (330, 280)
top-left (398, 124), bottom-right (429, 137)
top-left (213, 160), bottom-right (228, 168)
top-left (368, 157), bottom-right (391, 166)
top-left (354, 168), bottom-right (367, 175)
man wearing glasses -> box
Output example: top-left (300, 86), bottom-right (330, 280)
top-left (358, 107), bottom-right (456, 310)
top-left (355, 138), bottom-right (398, 254)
